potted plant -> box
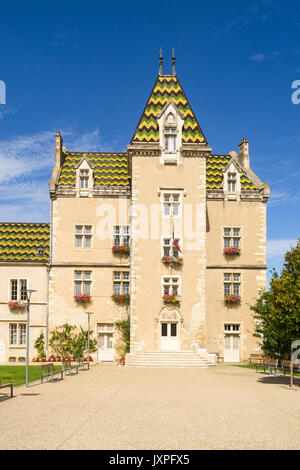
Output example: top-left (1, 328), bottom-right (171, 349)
top-left (112, 294), bottom-right (130, 305)
top-left (223, 247), bottom-right (241, 257)
top-left (74, 294), bottom-right (92, 305)
top-left (161, 255), bottom-right (183, 266)
top-left (224, 294), bottom-right (241, 307)
top-left (112, 245), bottom-right (130, 255)
top-left (8, 300), bottom-right (26, 311)
top-left (163, 294), bottom-right (181, 304)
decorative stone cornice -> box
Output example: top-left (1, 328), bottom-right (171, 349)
top-left (206, 265), bottom-right (267, 270)
top-left (206, 189), bottom-right (225, 200)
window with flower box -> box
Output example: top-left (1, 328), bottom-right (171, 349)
top-left (75, 225), bottom-right (93, 249)
top-left (224, 273), bottom-right (241, 296)
top-left (74, 271), bottom-right (92, 296)
top-left (162, 237), bottom-right (181, 257)
top-left (113, 225), bottom-right (130, 246)
top-left (163, 276), bottom-right (180, 295)
top-left (223, 227), bottom-right (241, 256)
top-left (9, 323), bottom-right (26, 347)
top-left (113, 272), bottom-right (130, 295)
top-left (10, 279), bottom-right (27, 301)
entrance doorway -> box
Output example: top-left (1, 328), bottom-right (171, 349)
top-left (160, 322), bottom-right (179, 351)
top-left (224, 324), bottom-right (240, 362)
top-left (97, 323), bottom-right (114, 361)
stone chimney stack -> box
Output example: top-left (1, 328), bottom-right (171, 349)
top-left (238, 137), bottom-right (249, 168)
top-left (54, 131), bottom-right (63, 167)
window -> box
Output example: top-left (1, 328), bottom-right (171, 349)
top-left (10, 279), bottom-right (27, 301)
top-left (113, 272), bottom-right (130, 295)
top-left (162, 193), bottom-right (181, 217)
top-left (224, 324), bottom-right (240, 332)
top-left (162, 237), bottom-right (181, 257)
top-left (74, 271), bottom-right (92, 295)
top-left (163, 276), bottom-right (180, 295)
top-left (75, 225), bottom-right (92, 249)
top-left (227, 173), bottom-right (237, 192)
top-left (113, 226), bottom-right (130, 246)
top-left (223, 228), bottom-right (240, 248)
top-left (80, 169), bottom-right (89, 189)
top-left (164, 127), bottom-right (177, 151)
top-left (224, 273), bottom-right (241, 296)
top-left (9, 324), bottom-right (26, 347)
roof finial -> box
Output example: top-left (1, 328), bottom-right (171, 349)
top-left (172, 48), bottom-right (176, 76)
top-left (159, 48), bottom-right (163, 75)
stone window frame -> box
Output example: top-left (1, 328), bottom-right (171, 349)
top-left (223, 272), bottom-right (242, 297)
top-left (9, 278), bottom-right (28, 302)
top-left (74, 270), bottom-right (92, 296)
top-left (113, 271), bottom-right (130, 295)
top-left (161, 235), bottom-right (183, 257)
top-left (161, 275), bottom-right (181, 296)
top-left (160, 190), bottom-right (183, 219)
top-left (74, 224), bottom-right (93, 249)
top-left (113, 225), bottom-right (130, 246)
top-left (9, 323), bottom-right (26, 348)
top-left (223, 226), bottom-right (242, 250)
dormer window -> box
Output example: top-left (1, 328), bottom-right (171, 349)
top-left (227, 172), bottom-right (237, 192)
top-left (80, 170), bottom-right (89, 189)
top-left (164, 128), bottom-right (177, 152)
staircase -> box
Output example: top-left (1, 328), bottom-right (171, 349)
top-left (126, 351), bottom-right (215, 368)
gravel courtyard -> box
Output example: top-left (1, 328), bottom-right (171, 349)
top-left (0, 363), bottom-right (299, 450)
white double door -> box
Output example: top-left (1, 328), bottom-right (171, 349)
top-left (160, 322), bottom-right (179, 351)
top-left (224, 334), bottom-right (240, 362)
top-left (98, 333), bottom-right (114, 361)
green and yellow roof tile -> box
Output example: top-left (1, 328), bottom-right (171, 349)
top-left (207, 155), bottom-right (258, 190)
top-left (58, 152), bottom-right (130, 187)
top-left (131, 75), bottom-right (206, 144)
top-left (0, 223), bottom-right (50, 262)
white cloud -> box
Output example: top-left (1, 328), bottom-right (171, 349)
top-left (267, 239), bottom-right (297, 258)
top-left (0, 128), bottom-right (111, 222)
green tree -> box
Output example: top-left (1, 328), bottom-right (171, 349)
top-left (34, 332), bottom-right (46, 359)
top-left (72, 327), bottom-right (97, 359)
top-left (116, 315), bottom-right (130, 357)
top-left (251, 240), bottom-right (300, 360)
top-left (49, 323), bottom-right (76, 358)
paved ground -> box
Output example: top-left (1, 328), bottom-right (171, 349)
top-left (0, 363), bottom-right (300, 450)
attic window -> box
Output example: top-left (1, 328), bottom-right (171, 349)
top-left (37, 248), bottom-right (45, 255)
top-left (80, 169), bottom-right (89, 189)
top-left (227, 173), bottom-right (237, 192)
top-left (164, 128), bottom-right (176, 152)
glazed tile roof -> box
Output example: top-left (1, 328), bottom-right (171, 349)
top-left (58, 152), bottom-right (130, 187)
top-left (131, 75), bottom-right (206, 144)
top-left (0, 223), bottom-right (50, 262)
top-left (206, 155), bottom-right (258, 190)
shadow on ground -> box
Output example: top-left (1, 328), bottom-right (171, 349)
top-left (257, 374), bottom-right (300, 387)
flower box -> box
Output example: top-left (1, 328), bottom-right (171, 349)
top-left (74, 294), bottom-right (92, 304)
top-left (112, 294), bottom-right (130, 305)
top-left (112, 245), bottom-right (130, 255)
top-left (223, 247), bottom-right (241, 257)
top-left (8, 301), bottom-right (26, 311)
top-left (161, 256), bottom-right (183, 266)
top-left (163, 294), bottom-right (181, 304)
top-left (224, 294), bottom-right (241, 306)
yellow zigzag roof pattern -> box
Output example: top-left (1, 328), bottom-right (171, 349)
top-left (0, 223), bottom-right (50, 262)
top-left (131, 75), bottom-right (206, 144)
top-left (206, 155), bottom-right (258, 190)
top-left (58, 152), bottom-right (130, 187)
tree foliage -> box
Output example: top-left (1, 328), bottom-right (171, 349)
top-left (49, 323), bottom-right (97, 358)
top-left (115, 315), bottom-right (130, 357)
top-left (251, 240), bottom-right (300, 360)
top-left (34, 332), bottom-right (46, 359)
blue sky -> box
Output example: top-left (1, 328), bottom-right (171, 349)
top-left (0, 0), bottom-right (299, 278)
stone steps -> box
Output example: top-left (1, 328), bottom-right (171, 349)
top-left (126, 351), bottom-right (215, 368)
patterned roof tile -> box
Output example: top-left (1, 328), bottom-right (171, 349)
top-left (131, 75), bottom-right (206, 144)
top-left (206, 155), bottom-right (258, 190)
top-left (58, 152), bottom-right (130, 187)
top-left (0, 223), bottom-right (50, 262)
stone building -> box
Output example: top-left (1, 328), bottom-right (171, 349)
top-left (0, 57), bottom-right (270, 365)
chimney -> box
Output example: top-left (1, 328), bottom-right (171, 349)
top-left (238, 137), bottom-right (249, 168)
top-left (54, 131), bottom-right (64, 167)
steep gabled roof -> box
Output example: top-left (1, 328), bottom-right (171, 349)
top-left (0, 223), bottom-right (50, 262)
top-left (131, 75), bottom-right (207, 144)
top-left (58, 152), bottom-right (130, 187)
top-left (206, 155), bottom-right (259, 190)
